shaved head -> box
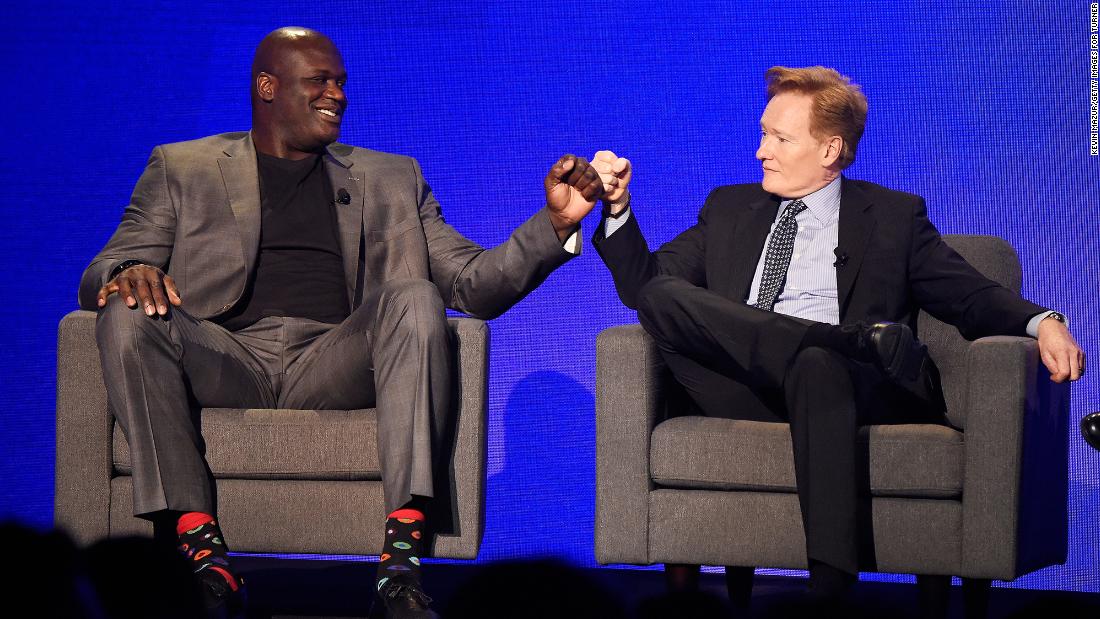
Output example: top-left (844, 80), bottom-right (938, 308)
top-left (251, 27), bottom-right (339, 107)
top-left (250, 27), bottom-right (348, 159)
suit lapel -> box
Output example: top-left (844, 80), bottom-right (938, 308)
top-left (729, 191), bottom-right (780, 300)
top-left (218, 134), bottom-right (261, 277)
top-left (836, 178), bottom-right (876, 320)
top-left (218, 136), bottom-right (366, 304)
top-left (324, 143), bottom-right (365, 302)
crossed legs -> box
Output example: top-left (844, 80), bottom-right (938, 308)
top-left (635, 276), bottom-right (935, 592)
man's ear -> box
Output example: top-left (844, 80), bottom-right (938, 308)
top-left (821, 136), bottom-right (843, 167)
top-left (256, 72), bottom-right (277, 103)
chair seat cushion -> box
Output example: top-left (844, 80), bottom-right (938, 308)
top-left (113, 408), bottom-right (381, 480)
top-left (650, 417), bottom-right (963, 499)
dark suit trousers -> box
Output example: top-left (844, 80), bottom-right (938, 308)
top-left (636, 276), bottom-right (939, 574)
top-left (95, 278), bottom-right (451, 519)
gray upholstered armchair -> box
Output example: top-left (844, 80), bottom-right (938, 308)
top-left (594, 235), bottom-right (1069, 609)
top-left (55, 310), bottom-right (487, 559)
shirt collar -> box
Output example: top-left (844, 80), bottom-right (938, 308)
top-left (780, 176), bottom-right (842, 225)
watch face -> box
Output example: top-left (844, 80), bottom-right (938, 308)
top-left (1050, 312), bottom-right (1066, 323)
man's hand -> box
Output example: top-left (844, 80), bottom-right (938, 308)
top-left (1037, 317), bottom-right (1085, 383)
top-left (592, 150), bottom-right (632, 214)
top-left (545, 154), bottom-right (604, 242)
top-left (96, 264), bottom-right (182, 317)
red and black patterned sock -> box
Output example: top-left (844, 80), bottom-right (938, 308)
top-left (375, 508), bottom-right (426, 593)
top-left (176, 512), bottom-right (242, 598)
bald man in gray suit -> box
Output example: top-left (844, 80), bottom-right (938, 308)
top-left (79, 27), bottom-right (606, 618)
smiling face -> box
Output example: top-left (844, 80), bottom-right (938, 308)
top-left (755, 91), bottom-right (840, 198)
top-left (254, 34), bottom-right (347, 159)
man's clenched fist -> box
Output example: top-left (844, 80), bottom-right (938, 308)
top-left (545, 154), bottom-right (604, 241)
top-left (592, 150), bottom-right (632, 214)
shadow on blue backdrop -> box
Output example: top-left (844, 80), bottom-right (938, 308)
top-left (482, 370), bottom-right (595, 565)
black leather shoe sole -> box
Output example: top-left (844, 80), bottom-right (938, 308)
top-left (1082, 412), bottom-right (1100, 451)
top-left (869, 322), bottom-right (936, 401)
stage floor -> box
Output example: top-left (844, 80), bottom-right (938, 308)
top-left (232, 555), bottom-right (1100, 618)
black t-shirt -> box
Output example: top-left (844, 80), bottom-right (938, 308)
top-left (218, 151), bottom-right (350, 331)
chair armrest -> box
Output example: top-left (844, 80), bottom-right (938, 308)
top-left (432, 317), bottom-right (489, 559)
top-left (595, 324), bottom-right (667, 564)
top-left (960, 336), bottom-right (1069, 579)
top-left (55, 310), bottom-right (113, 545)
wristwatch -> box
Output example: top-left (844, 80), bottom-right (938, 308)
top-left (1043, 311), bottom-right (1067, 325)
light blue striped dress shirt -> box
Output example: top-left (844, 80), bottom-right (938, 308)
top-left (745, 177), bottom-right (842, 325)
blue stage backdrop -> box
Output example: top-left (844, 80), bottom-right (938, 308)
top-left (1, 0), bottom-right (1097, 593)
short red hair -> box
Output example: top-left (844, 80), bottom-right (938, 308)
top-left (765, 66), bottom-right (868, 169)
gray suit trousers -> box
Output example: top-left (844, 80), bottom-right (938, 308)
top-left (95, 278), bottom-right (450, 518)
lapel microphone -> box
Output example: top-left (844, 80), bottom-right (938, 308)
top-left (336, 188), bottom-right (351, 205)
top-left (833, 248), bottom-right (849, 268)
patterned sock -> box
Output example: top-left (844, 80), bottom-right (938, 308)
top-left (176, 512), bottom-right (241, 597)
top-left (375, 508), bottom-right (426, 593)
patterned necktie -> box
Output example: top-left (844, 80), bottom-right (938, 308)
top-left (754, 199), bottom-right (808, 311)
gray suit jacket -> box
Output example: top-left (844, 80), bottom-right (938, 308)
top-left (79, 132), bottom-right (574, 320)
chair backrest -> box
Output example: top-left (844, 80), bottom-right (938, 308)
top-left (918, 234), bottom-right (1023, 429)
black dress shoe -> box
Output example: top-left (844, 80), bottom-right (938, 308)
top-left (863, 322), bottom-right (937, 401)
top-left (370, 579), bottom-right (438, 619)
top-left (1083, 412), bottom-right (1100, 451)
top-left (806, 562), bottom-right (856, 609)
top-left (198, 573), bottom-right (247, 619)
